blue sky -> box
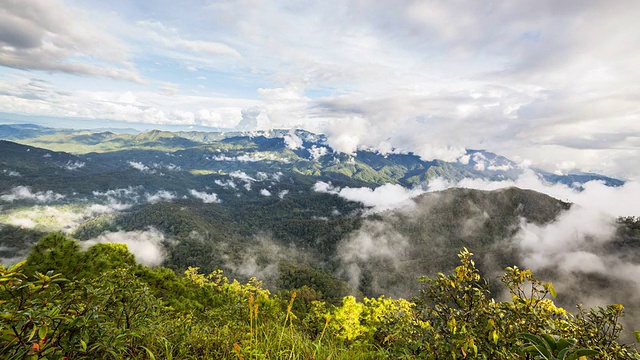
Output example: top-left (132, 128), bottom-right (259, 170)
top-left (0, 0), bottom-right (639, 179)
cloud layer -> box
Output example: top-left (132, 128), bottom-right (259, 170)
top-left (1, 1), bottom-right (639, 179)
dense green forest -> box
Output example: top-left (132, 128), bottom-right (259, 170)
top-left (2, 233), bottom-right (639, 359)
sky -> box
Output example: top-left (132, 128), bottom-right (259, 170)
top-left (0, 0), bottom-right (639, 179)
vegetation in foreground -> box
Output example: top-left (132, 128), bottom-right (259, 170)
top-left (2, 233), bottom-right (640, 359)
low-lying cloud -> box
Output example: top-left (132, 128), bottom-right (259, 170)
top-left (189, 189), bottom-right (220, 203)
top-left (146, 190), bottom-right (177, 204)
top-left (313, 181), bottom-right (425, 212)
top-left (0, 186), bottom-right (65, 203)
top-left (338, 221), bottom-right (410, 295)
top-left (82, 228), bottom-right (167, 267)
top-left (449, 170), bottom-right (640, 218)
top-left (128, 161), bottom-right (154, 173)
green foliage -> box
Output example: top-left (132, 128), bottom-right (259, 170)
top-left (3, 237), bottom-right (639, 359)
top-left (23, 233), bottom-right (137, 280)
top-left (518, 333), bottom-right (599, 360)
top-left (276, 261), bottom-right (351, 305)
top-left (0, 261), bottom-right (160, 359)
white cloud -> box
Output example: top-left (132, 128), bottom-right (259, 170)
top-left (1, 1), bottom-right (639, 179)
top-left (448, 170), bottom-right (640, 218)
top-left (83, 228), bottom-right (166, 267)
top-left (0, 186), bottom-right (64, 203)
top-left (2, 170), bottom-right (21, 177)
top-left (0, 198), bottom-right (134, 233)
top-left (64, 161), bottom-right (85, 171)
top-left (308, 145), bottom-right (328, 161)
top-left (229, 171), bottom-right (255, 182)
top-left (145, 190), bottom-right (176, 204)
top-left (128, 161), bottom-right (152, 172)
top-left (259, 189), bottom-right (271, 197)
top-left (283, 129), bottom-right (303, 150)
top-left (314, 181), bottom-right (425, 212)
top-left (278, 189), bottom-right (289, 199)
top-left (93, 187), bottom-right (141, 202)
top-left (214, 179), bottom-right (237, 189)
top-left (0, 0), bottom-right (140, 81)
top-left (189, 189), bottom-right (220, 203)
top-left (137, 20), bottom-right (241, 58)
top-left (337, 221), bottom-right (410, 293)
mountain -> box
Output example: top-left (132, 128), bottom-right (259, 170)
top-left (0, 124), bottom-right (623, 190)
top-left (1, 124), bottom-right (637, 327)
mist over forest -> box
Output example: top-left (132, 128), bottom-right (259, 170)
top-left (0, 124), bottom-right (638, 312)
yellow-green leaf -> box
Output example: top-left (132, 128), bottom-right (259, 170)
top-left (545, 282), bottom-right (557, 298)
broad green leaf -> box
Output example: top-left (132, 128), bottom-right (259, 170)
top-left (545, 282), bottom-right (557, 298)
top-left (541, 334), bottom-right (557, 350)
top-left (557, 338), bottom-right (571, 351)
top-left (566, 349), bottom-right (599, 360)
top-left (38, 325), bottom-right (48, 340)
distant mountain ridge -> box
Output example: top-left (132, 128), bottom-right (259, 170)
top-left (0, 123), bottom-right (624, 189)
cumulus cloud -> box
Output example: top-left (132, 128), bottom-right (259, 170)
top-left (277, 190), bottom-right (289, 199)
top-left (211, 152), bottom-right (289, 163)
top-left (313, 181), bottom-right (425, 212)
top-left (189, 189), bottom-right (220, 203)
top-left (259, 189), bottom-right (271, 197)
top-left (64, 161), bottom-right (85, 171)
top-left (0, 0), bottom-right (140, 81)
top-left (83, 228), bottom-right (166, 267)
top-left (229, 171), bottom-right (255, 190)
top-left (1, 1), bottom-right (640, 180)
top-left (145, 190), bottom-right (177, 204)
top-left (446, 170), bottom-right (640, 218)
top-left (517, 206), bottom-right (616, 272)
top-left (0, 186), bottom-right (64, 203)
top-left (88, 201), bottom-right (131, 214)
top-left (128, 161), bottom-right (153, 173)
top-left (0, 194), bottom-right (137, 232)
top-left (283, 129), bottom-right (303, 150)
top-left (215, 179), bottom-right (237, 189)
top-left (93, 187), bottom-right (141, 203)
top-left (308, 145), bottom-right (329, 161)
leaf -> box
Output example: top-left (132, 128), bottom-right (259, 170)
top-left (556, 338), bottom-right (571, 351)
top-left (566, 349), bottom-right (599, 360)
top-left (522, 345), bottom-right (549, 357)
top-left (142, 346), bottom-right (156, 360)
top-left (633, 330), bottom-right (640, 343)
top-left (545, 282), bottom-right (557, 298)
top-left (518, 333), bottom-right (552, 357)
top-left (490, 330), bottom-right (499, 344)
top-left (541, 334), bottom-right (557, 350)
top-left (557, 348), bottom-right (569, 359)
top-left (38, 326), bottom-right (48, 340)
top-left (7, 260), bottom-right (27, 272)
top-left (28, 327), bottom-right (37, 342)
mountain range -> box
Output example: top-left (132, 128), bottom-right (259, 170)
top-left (0, 123), bottom-right (623, 189)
